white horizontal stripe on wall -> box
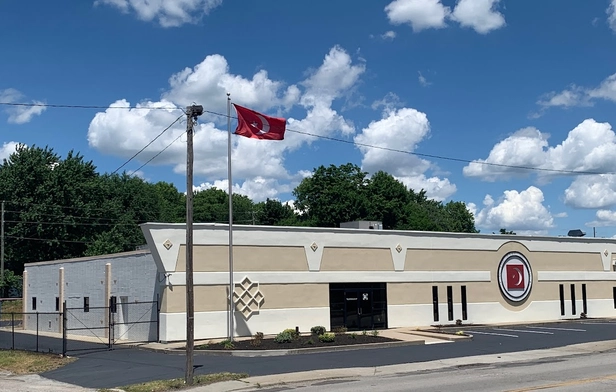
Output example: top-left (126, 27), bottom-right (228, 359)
top-left (538, 271), bottom-right (616, 281)
top-left (159, 307), bottom-right (330, 342)
top-left (166, 270), bottom-right (492, 286)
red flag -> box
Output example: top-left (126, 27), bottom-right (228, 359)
top-left (233, 104), bottom-right (286, 140)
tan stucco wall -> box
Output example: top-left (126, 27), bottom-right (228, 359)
top-left (162, 283), bottom-right (329, 313)
top-left (175, 245), bottom-right (309, 272)
top-left (406, 245), bottom-right (602, 272)
top-left (320, 248), bottom-right (393, 271)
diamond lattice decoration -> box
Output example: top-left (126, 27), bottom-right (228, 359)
top-left (310, 242), bottom-right (318, 252)
top-left (605, 249), bottom-right (609, 257)
top-left (395, 244), bottom-right (403, 253)
top-left (163, 239), bottom-right (173, 250)
top-left (233, 276), bottom-right (265, 319)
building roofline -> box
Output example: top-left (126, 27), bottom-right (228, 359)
top-left (139, 222), bottom-right (616, 244)
top-left (24, 249), bottom-right (151, 267)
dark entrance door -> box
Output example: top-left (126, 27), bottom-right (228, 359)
top-left (329, 283), bottom-right (387, 331)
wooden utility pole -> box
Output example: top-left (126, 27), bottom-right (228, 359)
top-left (1, 200), bottom-right (5, 289)
top-left (185, 105), bottom-right (203, 385)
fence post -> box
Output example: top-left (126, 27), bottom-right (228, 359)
top-left (11, 312), bottom-right (14, 350)
top-left (62, 302), bottom-right (67, 357)
top-left (156, 295), bottom-right (160, 343)
top-left (108, 298), bottom-right (112, 350)
top-left (36, 312), bottom-right (39, 352)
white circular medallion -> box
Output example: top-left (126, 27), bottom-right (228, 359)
top-left (497, 251), bottom-right (532, 303)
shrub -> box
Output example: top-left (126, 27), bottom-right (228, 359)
top-left (282, 328), bottom-right (300, 340)
top-left (311, 326), bottom-right (326, 336)
top-left (349, 333), bottom-right (357, 339)
top-left (332, 326), bottom-right (348, 334)
top-left (362, 330), bottom-right (368, 336)
top-left (371, 330), bottom-right (380, 337)
top-left (250, 332), bottom-right (264, 347)
top-left (274, 331), bottom-right (294, 343)
top-left (220, 339), bottom-right (235, 350)
top-left (456, 319), bottom-right (463, 326)
top-left (303, 338), bottom-right (314, 345)
top-left (318, 332), bottom-right (336, 343)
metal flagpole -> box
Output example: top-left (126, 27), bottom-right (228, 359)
top-left (226, 93), bottom-right (235, 341)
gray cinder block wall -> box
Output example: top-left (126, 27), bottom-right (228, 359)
top-left (23, 250), bottom-right (160, 342)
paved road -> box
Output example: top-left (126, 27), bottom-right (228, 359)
top-left (35, 319), bottom-right (616, 389)
top-left (252, 348), bottom-right (616, 391)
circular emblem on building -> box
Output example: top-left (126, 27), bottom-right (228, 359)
top-left (497, 251), bottom-right (532, 303)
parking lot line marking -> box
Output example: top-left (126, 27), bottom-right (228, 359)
top-left (527, 326), bottom-right (586, 332)
top-left (581, 322), bottom-right (616, 325)
top-left (464, 330), bottom-right (518, 338)
top-left (496, 328), bottom-right (553, 335)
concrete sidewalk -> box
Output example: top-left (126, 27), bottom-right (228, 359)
top-left (191, 339), bottom-right (616, 391)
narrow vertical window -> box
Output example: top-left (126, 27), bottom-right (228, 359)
top-left (110, 296), bottom-right (117, 314)
top-left (582, 284), bottom-right (587, 315)
top-left (32, 297), bottom-right (37, 311)
top-left (55, 297), bottom-right (59, 312)
top-left (84, 297), bottom-right (90, 313)
top-left (461, 286), bottom-right (468, 320)
top-left (447, 286), bottom-right (454, 321)
top-left (559, 284), bottom-right (565, 316)
top-left (432, 286), bottom-right (439, 322)
top-left (613, 287), bottom-right (616, 309)
top-left (570, 284), bottom-right (576, 315)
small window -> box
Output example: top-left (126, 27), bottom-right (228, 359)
top-left (447, 286), bottom-right (454, 321)
top-left (582, 284), bottom-right (587, 315)
top-left (432, 286), bottom-right (439, 322)
top-left (110, 296), bottom-right (117, 313)
top-left (55, 297), bottom-right (59, 312)
top-left (570, 284), bottom-right (576, 315)
top-left (84, 297), bottom-right (90, 313)
top-left (32, 297), bottom-right (37, 311)
top-left (461, 286), bottom-right (468, 321)
top-left (613, 287), bottom-right (616, 309)
top-left (559, 284), bottom-right (565, 316)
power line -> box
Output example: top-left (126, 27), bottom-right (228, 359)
top-left (2, 101), bottom-right (608, 176)
top-left (0, 102), bottom-right (181, 111)
top-left (128, 130), bottom-right (186, 176)
top-left (112, 114), bottom-right (184, 174)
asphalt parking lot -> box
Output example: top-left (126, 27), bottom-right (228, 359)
top-left (8, 318), bottom-right (616, 389)
top-left (458, 319), bottom-right (616, 349)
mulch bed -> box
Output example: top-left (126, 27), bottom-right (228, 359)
top-left (197, 333), bottom-right (400, 351)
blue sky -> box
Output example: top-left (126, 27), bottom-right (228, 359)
top-left (1, 0), bottom-right (616, 237)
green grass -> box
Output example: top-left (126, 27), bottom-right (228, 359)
top-left (0, 299), bottom-right (23, 321)
top-left (0, 349), bottom-right (75, 374)
top-left (101, 372), bottom-right (249, 392)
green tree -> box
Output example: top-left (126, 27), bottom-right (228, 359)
top-left (293, 163), bottom-right (370, 227)
top-left (254, 198), bottom-right (296, 226)
top-left (365, 171), bottom-right (409, 229)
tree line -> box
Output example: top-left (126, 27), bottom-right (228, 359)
top-left (0, 145), bottom-right (477, 279)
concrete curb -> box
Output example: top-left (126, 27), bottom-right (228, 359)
top-left (140, 339), bottom-right (426, 357)
top-left (191, 339), bottom-right (616, 391)
top-left (409, 330), bottom-right (473, 342)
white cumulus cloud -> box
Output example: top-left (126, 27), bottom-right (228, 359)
top-left (385, 0), bottom-right (450, 32)
top-left (355, 107), bottom-right (456, 201)
top-left (384, 0), bottom-right (506, 34)
top-left (564, 175), bottom-right (616, 209)
top-left (536, 73), bottom-right (616, 114)
top-left (95, 0), bottom-right (223, 27)
top-left (474, 186), bottom-right (555, 235)
top-left (0, 141), bottom-right (21, 161)
top-left (587, 209), bottom-right (616, 228)
top-left (88, 46), bottom-right (366, 201)
top-left (463, 119), bottom-right (616, 182)
top-left (0, 88), bottom-right (46, 124)
top-left (608, 0), bottom-right (616, 32)
top-left (451, 0), bottom-right (506, 34)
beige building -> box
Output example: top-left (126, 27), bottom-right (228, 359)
top-left (142, 223), bottom-right (616, 343)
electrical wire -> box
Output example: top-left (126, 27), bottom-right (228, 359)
top-left (0, 102), bottom-right (181, 111)
top-left (128, 130), bottom-right (186, 176)
top-left (112, 114), bottom-right (184, 174)
top-left (1, 101), bottom-right (607, 176)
